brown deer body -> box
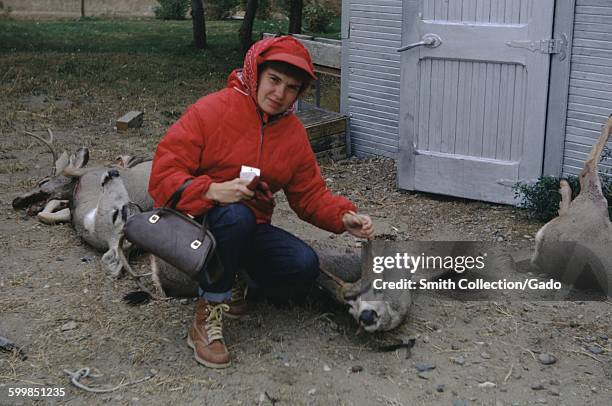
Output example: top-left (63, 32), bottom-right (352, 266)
top-left (12, 132), bottom-right (154, 275)
top-left (531, 116), bottom-right (612, 295)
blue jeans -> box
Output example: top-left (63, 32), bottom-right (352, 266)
top-left (197, 203), bottom-right (320, 302)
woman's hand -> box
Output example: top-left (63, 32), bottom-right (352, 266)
top-left (205, 178), bottom-right (255, 204)
top-left (342, 210), bottom-right (374, 239)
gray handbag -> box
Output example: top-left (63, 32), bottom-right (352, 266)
top-left (124, 179), bottom-right (222, 284)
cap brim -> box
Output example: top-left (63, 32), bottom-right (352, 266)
top-left (261, 52), bottom-right (318, 80)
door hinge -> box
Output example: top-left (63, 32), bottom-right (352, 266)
top-left (505, 33), bottom-right (568, 60)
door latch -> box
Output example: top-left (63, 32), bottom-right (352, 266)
top-left (505, 33), bottom-right (568, 60)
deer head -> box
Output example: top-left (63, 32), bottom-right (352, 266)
top-left (12, 129), bottom-right (89, 215)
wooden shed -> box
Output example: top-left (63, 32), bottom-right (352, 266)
top-left (340, 0), bottom-right (612, 204)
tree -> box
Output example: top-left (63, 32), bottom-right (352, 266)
top-left (239, 0), bottom-right (258, 54)
top-left (191, 0), bottom-right (207, 49)
top-left (288, 0), bottom-right (303, 34)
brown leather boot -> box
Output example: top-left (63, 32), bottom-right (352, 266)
top-left (225, 275), bottom-right (248, 319)
top-left (187, 298), bottom-right (230, 368)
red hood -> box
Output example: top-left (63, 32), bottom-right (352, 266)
top-left (227, 36), bottom-right (315, 109)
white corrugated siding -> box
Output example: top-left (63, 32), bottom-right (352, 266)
top-left (344, 0), bottom-right (531, 159)
top-left (345, 0), bottom-right (612, 171)
top-left (345, 0), bottom-right (403, 158)
top-left (563, 0), bottom-right (612, 176)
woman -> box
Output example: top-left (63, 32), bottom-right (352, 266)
top-left (149, 36), bottom-right (374, 368)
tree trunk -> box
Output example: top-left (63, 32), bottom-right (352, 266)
top-left (80, 0), bottom-right (85, 18)
top-left (288, 0), bottom-right (303, 34)
top-left (239, 0), bottom-right (259, 55)
top-left (191, 0), bottom-right (207, 49)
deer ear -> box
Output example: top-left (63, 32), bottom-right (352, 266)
top-left (54, 152), bottom-right (70, 174)
top-left (74, 147), bottom-right (89, 168)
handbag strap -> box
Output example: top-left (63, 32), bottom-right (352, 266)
top-left (165, 179), bottom-right (193, 209)
top-left (164, 178), bottom-right (209, 227)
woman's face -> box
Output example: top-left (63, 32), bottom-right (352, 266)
top-left (256, 67), bottom-right (302, 116)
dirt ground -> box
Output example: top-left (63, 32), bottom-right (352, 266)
top-left (1, 92), bottom-right (611, 406)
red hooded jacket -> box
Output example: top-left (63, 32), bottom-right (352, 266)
top-left (148, 37), bottom-right (356, 234)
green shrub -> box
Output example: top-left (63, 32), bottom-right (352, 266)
top-left (303, 0), bottom-right (334, 33)
top-left (513, 176), bottom-right (579, 222)
top-left (154, 0), bottom-right (190, 20)
top-left (512, 146), bottom-right (612, 221)
top-left (513, 147), bottom-right (612, 222)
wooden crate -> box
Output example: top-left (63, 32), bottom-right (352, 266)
top-left (296, 106), bottom-right (347, 161)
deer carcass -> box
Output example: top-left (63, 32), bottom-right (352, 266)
top-left (150, 240), bottom-right (414, 332)
top-left (531, 115), bottom-right (612, 295)
top-left (12, 131), bottom-right (154, 276)
top-left (14, 133), bottom-right (414, 330)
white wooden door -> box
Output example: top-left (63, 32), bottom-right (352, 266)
top-left (398, 0), bottom-right (555, 204)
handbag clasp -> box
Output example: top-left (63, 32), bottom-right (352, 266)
top-left (148, 214), bottom-right (160, 224)
top-left (191, 240), bottom-right (202, 249)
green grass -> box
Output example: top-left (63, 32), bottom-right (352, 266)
top-left (0, 18), bottom-right (341, 119)
top-left (0, 18), bottom-right (340, 54)
top-left (0, 19), bottom-right (246, 99)
top-left (0, 19), bottom-right (245, 57)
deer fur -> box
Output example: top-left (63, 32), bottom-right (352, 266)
top-left (531, 115), bottom-right (612, 295)
top-left (13, 131), bottom-right (154, 276)
top-left (149, 239), bottom-right (413, 332)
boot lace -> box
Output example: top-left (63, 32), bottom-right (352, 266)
top-left (205, 303), bottom-right (229, 342)
top-left (231, 275), bottom-right (247, 302)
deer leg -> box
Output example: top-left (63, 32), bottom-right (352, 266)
top-left (149, 255), bottom-right (198, 298)
top-left (584, 115), bottom-right (612, 169)
top-left (557, 180), bottom-right (572, 217)
top-left (37, 199), bottom-right (70, 224)
top-left (580, 115), bottom-right (612, 188)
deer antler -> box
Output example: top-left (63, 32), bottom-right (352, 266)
top-left (24, 129), bottom-right (58, 177)
top-left (319, 266), bottom-right (350, 289)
